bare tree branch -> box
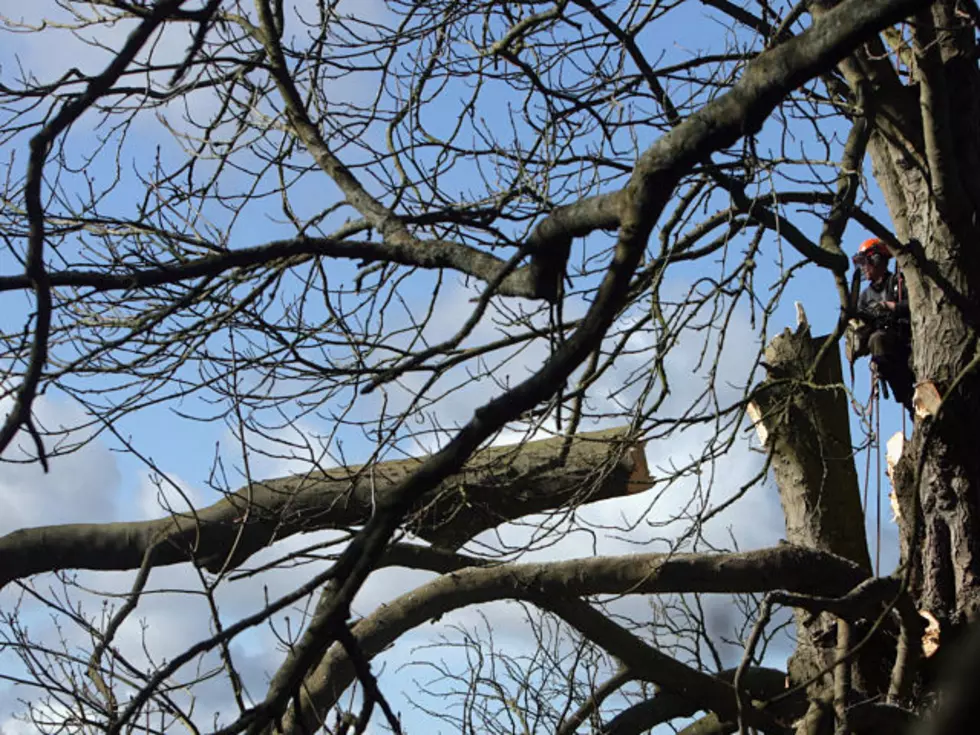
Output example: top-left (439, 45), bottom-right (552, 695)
top-left (281, 544), bottom-right (862, 732)
top-left (0, 428), bottom-right (649, 588)
top-left (0, 0), bottom-right (189, 464)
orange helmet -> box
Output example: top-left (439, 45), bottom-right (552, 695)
top-left (853, 237), bottom-right (890, 265)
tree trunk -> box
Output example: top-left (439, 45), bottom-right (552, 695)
top-left (751, 321), bottom-right (881, 728)
top-left (810, 0), bottom-right (980, 680)
top-left (0, 427), bottom-right (650, 586)
top-left (751, 321), bottom-right (871, 571)
top-left (861, 7), bottom-right (980, 629)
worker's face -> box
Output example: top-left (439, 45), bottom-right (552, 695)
top-left (860, 257), bottom-right (887, 283)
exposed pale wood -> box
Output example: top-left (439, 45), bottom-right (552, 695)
top-left (746, 400), bottom-right (770, 447)
top-left (913, 380), bottom-right (942, 419)
top-left (887, 431), bottom-right (905, 521)
top-left (920, 610), bottom-right (940, 659)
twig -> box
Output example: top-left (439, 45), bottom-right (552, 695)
top-left (335, 623), bottom-right (402, 734)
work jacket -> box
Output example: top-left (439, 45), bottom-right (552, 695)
top-left (858, 271), bottom-right (910, 332)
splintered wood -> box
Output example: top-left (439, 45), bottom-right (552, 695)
top-left (746, 401), bottom-right (769, 447)
top-left (886, 431), bottom-right (905, 522)
top-left (913, 380), bottom-right (942, 419)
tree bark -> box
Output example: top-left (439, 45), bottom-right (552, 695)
top-left (278, 545), bottom-right (864, 733)
top-left (750, 323), bottom-right (871, 571)
top-left (802, 1), bottom-right (980, 709)
top-left (855, 3), bottom-right (980, 629)
top-left (750, 322), bottom-right (883, 726)
top-left (0, 427), bottom-right (650, 587)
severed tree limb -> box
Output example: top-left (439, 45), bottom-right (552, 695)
top-left (749, 323), bottom-right (870, 570)
top-left (748, 321), bottom-right (877, 726)
top-left (277, 544), bottom-right (866, 733)
top-left (0, 428), bottom-right (649, 589)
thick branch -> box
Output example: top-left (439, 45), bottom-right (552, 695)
top-left (0, 235), bottom-right (545, 299)
top-left (247, 0), bottom-right (626, 303)
top-left (710, 171), bottom-right (847, 272)
top-left (0, 428), bottom-right (649, 588)
top-left (544, 598), bottom-right (788, 734)
top-left (808, 0), bottom-right (927, 181)
top-left (280, 544), bottom-right (863, 732)
top-left (604, 668), bottom-right (793, 735)
top-left (748, 323), bottom-right (876, 709)
top-left (911, 8), bottom-right (967, 218)
top-left (749, 325), bottom-right (870, 570)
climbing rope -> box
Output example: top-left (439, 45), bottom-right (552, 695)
top-left (861, 368), bottom-right (882, 577)
top-left (855, 246), bottom-right (912, 577)
top-left (875, 375), bottom-right (882, 578)
top-left (862, 374), bottom-right (874, 514)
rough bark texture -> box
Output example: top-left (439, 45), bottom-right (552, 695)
top-left (854, 3), bottom-right (980, 628)
top-left (800, 5), bottom-right (980, 718)
top-left (913, 617), bottom-right (980, 735)
top-left (750, 324), bottom-right (880, 726)
top-left (0, 428), bottom-right (650, 587)
top-left (752, 325), bottom-right (871, 570)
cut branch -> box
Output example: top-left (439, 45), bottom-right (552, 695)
top-left (748, 320), bottom-right (877, 715)
top-left (0, 428), bottom-right (649, 588)
top-left (750, 324), bottom-right (870, 569)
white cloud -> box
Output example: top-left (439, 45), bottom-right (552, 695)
top-left (0, 396), bottom-right (120, 534)
top-left (135, 468), bottom-right (201, 521)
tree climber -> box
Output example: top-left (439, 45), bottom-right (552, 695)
top-left (845, 238), bottom-right (915, 414)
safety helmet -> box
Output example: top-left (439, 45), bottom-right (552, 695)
top-left (852, 237), bottom-right (890, 266)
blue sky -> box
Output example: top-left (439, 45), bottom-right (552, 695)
top-left (0, 1), bottom-right (908, 731)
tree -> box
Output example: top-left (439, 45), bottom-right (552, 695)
top-left (1, 0), bottom-right (978, 733)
